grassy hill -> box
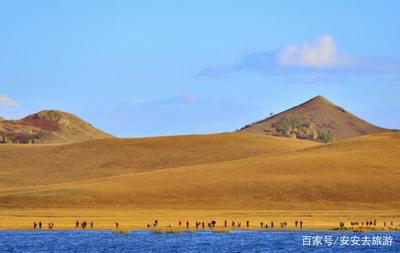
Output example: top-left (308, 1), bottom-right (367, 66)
top-left (0, 133), bottom-right (318, 188)
top-left (0, 110), bottom-right (112, 144)
top-left (0, 132), bottom-right (398, 210)
top-left (239, 96), bottom-right (390, 142)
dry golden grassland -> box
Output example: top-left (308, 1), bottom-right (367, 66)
top-left (0, 132), bottom-right (399, 230)
top-left (0, 208), bottom-right (399, 231)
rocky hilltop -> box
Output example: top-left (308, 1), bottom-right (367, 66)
top-left (239, 96), bottom-right (389, 142)
top-left (0, 110), bottom-right (112, 144)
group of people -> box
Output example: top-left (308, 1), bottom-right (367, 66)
top-left (229, 221), bottom-right (243, 228)
top-left (33, 221), bottom-right (54, 230)
top-left (256, 220), bottom-right (303, 229)
top-left (294, 220), bottom-right (303, 228)
top-left (147, 220), bottom-right (217, 229)
top-left (30, 218), bottom-right (399, 230)
top-left (193, 220), bottom-right (216, 229)
top-left (146, 219), bottom-right (304, 229)
top-left (32, 220), bottom-right (123, 230)
top-left (75, 220), bottom-right (94, 229)
top-left (342, 219), bottom-right (396, 228)
top-left (349, 219), bottom-right (377, 226)
top-left (180, 220), bottom-right (217, 229)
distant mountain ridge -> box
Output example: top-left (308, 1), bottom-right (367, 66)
top-left (0, 110), bottom-right (112, 144)
top-left (239, 96), bottom-right (390, 142)
top-left (0, 96), bottom-right (392, 144)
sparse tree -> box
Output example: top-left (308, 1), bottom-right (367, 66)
top-left (318, 130), bottom-right (335, 143)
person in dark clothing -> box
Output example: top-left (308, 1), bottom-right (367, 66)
top-left (186, 221), bottom-right (189, 229)
top-left (38, 221), bottom-right (42, 229)
top-left (246, 221), bottom-right (250, 228)
top-left (75, 221), bottom-right (79, 229)
top-left (33, 222), bottom-right (37, 230)
top-left (90, 221), bottom-right (94, 229)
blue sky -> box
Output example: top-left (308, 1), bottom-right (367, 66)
top-left (0, 0), bottom-right (399, 137)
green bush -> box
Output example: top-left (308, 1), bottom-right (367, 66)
top-left (273, 118), bottom-right (309, 130)
top-left (318, 130), bottom-right (335, 143)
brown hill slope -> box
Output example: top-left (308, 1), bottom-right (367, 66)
top-left (239, 96), bottom-right (389, 142)
top-left (0, 132), bottom-right (398, 210)
top-left (0, 133), bottom-right (318, 188)
top-left (0, 110), bottom-right (112, 144)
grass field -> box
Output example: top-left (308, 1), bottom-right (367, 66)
top-left (0, 132), bottom-right (399, 230)
top-left (0, 208), bottom-right (399, 231)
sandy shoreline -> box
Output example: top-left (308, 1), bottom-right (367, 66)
top-left (0, 208), bottom-right (399, 232)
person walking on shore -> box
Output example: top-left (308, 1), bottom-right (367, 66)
top-left (75, 221), bottom-right (79, 229)
top-left (33, 222), bottom-right (37, 230)
top-left (90, 221), bottom-right (94, 229)
top-left (115, 222), bottom-right (119, 230)
top-left (38, 221), bottom-right (42, 229)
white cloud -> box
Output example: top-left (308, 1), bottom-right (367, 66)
top-left (197, 34), bottom-right (400, 81)
top-left (278, 35), bottom-right (354, 68)
top-left (0, 94), bottom-right (18, 107)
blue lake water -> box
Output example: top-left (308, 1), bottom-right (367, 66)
top-left (0, 230), bottom-right (398, 252)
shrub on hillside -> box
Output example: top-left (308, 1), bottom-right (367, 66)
top-left (318, 130), bottom-right (335, 143)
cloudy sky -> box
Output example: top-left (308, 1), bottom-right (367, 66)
top-left (1, 0), bottom-right (399, 137)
